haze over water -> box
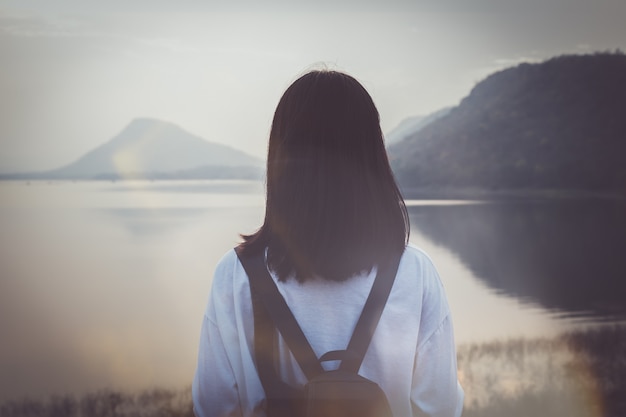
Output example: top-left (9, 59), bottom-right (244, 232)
top-left (1, 180), bottom-right (624, 402)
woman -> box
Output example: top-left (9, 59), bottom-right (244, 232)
top-left (192, 70), bottom-right (464, 417)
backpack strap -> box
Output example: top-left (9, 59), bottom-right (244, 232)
top-left (249, 277), bottom-right (304, 417)
top-left (236, 248), bottom-right (324, 380)
top-left (237, 247), bottom-right (402, 377)
top-left (339, 253), bottom-right (401, 373)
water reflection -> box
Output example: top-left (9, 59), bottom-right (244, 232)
top-left (409, 199), bottom-right (626, 320)
top-left (96, 208), bottom-right (212, 237)
top-left (103, 180), bottom-right (264, 195)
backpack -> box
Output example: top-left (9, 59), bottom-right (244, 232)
top-left (235, 248), bottom-right (401, 417)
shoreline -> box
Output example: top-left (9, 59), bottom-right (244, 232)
top-left (2, 179), bottom-right (626, 202)
top-left (400, 186), bottom-right (626, 201)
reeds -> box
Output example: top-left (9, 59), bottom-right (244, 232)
top-left (0, 388), bottom-right (193, 417)
top-left (459, 324), bottom-right (626, 417)
top-left (1, 325), bottom-right (624, 417)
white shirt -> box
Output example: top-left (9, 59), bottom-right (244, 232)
top-left (192, 244), bottom-right (464, 417)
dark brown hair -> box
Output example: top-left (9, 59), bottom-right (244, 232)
top-left (239, 70), bottom-right (409, 282)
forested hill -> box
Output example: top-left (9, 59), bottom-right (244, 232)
top-left (388, 53), bottom-right (626, 196)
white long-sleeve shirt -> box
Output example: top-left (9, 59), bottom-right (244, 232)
top-left (192, 244), bottom-right (464, 417)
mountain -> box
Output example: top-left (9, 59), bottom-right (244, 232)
top-left (388, 53), bottom-right (626, 196)
top-left (385, 107), bottom-right (450, 145)
top-left (43, 118), bottom-right (263, 180)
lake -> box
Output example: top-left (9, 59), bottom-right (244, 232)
top-left (1, 180), bottom-right (625, 402)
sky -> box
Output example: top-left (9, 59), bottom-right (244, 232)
top-left (1, 0), bottom-right (625, 173)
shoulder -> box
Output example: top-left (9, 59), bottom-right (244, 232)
top-left (204, 249), bottom-right (249, 318)
top-left (388, 243), bottom-right (446, 306)
top-left (397, 243), bottom-right (443, 288)
top-left (210, 249), bottom-right (241, 294)
top-left (214, 248), bottom-right (240, 279)
top-left (402, 243), bottom-right (439, 269)
top-left (396, 243), bottom-right (451, 326)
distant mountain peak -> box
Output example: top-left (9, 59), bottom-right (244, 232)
top-left (45, 118), bottom-right (263, 180)
top-left (122, 117), bottom-right (173, 131)
top-left (106, 118), bottom-right (177, 148)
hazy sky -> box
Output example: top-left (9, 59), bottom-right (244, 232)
top-left (1, 0), bottom-right (625, 172)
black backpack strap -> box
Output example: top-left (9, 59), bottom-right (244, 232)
top-left (249, 278), bottom-right (304, 417)
top-left (249, 285), bottom-right (280, 392)
top-left (339, 252), bottom-right (402, 373)
top-left (237, 246), bottom-right (402, 377)
top-left (236, 248), bottom-right (324, 380)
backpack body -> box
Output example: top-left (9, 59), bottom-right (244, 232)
top-left (304, 370), bottom-right (393, 417)
top-left (235, 248), bottom-right (400, 417)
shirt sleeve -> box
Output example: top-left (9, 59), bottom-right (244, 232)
top-left (192, 251), bottom-right (245, 417)
top-left (192, 312), bottom-right (243, 417)
top-left (192, 250), bottom-right (265, 417)
top-left (411, 315), bottom-right (464, 417)
top-left (410, 250), bottom-right (464, 417)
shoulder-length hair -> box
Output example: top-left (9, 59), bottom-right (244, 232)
top-left (239, 70), bottom-right (409, 282)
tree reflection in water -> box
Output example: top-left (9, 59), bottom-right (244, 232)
top-left (409, 199), bottom-right (626, 320)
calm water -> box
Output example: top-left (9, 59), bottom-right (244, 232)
top-left (1, 180), bottom-right (624, 401)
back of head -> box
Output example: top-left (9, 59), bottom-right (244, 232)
top-left (241, 70), bottom-right (408, 281)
